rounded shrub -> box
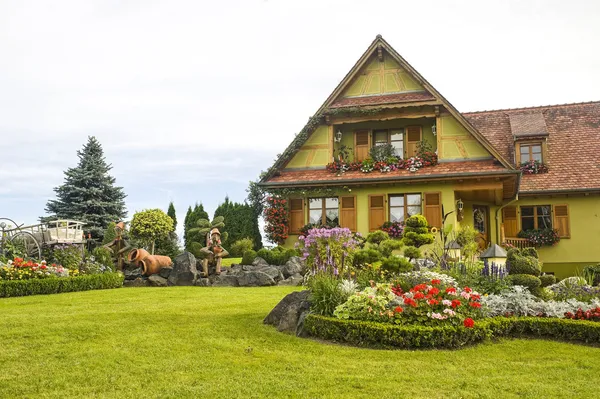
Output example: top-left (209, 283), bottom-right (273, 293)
top-left (405, 214), bottom-right (428, 228)
top-left (402, 232), bottom-right (434, 248)
top-left (380, 256), bottom-right (413, 274)
top-left (378, 239), bottom-right (403, 257)
top-left (403, 246), bottom-right (421, 260)
top-left (507, 274), bottom-right (542, 293)
top-left (539, 274), bottom-right (557, 288)
top-left (229, 238), bottom-right (254, 257)
top-left (521, 247), bottom-right (539, 259)
top-left (366, 230), bottom-right (389, 245)
top-left (508, 255), bottom-right (541, 276)
top-left (353, 249), bottom-right (382, 266)
top-left (241, 250), bottom-right (257, 265)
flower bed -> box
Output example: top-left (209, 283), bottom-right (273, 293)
top-left (304, 314), bottom-right (600, 349)
top-left (1, 258), bottom-right (69, 280)
top-left (0, 272), bottom-right (124, 298)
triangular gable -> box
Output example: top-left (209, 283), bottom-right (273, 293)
top-left (263, 35), bottom-right (513, 181)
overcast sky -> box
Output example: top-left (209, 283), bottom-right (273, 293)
top-left (1, 0), bottom-right (599, 236)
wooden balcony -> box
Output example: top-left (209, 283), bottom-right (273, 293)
top-left (500, 224), bottom-right (533, 249)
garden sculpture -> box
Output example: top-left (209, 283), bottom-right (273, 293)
top-left (190, 216), bottom-right (229, 277)
top-left (127, 248), bottom-right (172, 276)
top-left (103, 222), bottom-right (132, 272)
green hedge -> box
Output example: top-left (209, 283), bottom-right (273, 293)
top-left (0, 273), bottom-right (124, 298)
top-left (304, 314), bottom-right (600, 349)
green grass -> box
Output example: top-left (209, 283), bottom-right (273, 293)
top-left (1, 287), bottom-right (600, 398)
top-left (222, 257), bottom-right (242, 266)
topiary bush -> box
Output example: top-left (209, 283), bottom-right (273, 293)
top-left (402, 215), bottom-right (434, 248)
top-left (539, 274), bottom-right (557, 288)
top-left (378, 239), bottom-right (403, 258)
top-left (241, 250), bottom-right (257, 265)
top-left (507, 248), bottom-right (541, 276)
top-left (353, 249), bottom-right (382, 267)
top-left (380, 256), bottom-right (413, 274)
top-left (506, 274), bottom-right (542, 293)
top-left (403, 246), bottom-right (421, 260)
top-left (366, 230), bottom-right (389, 245)
top-left (229, 238), bottom-right (254, 258)
top-left (521, 247), bottom-right (539, 259)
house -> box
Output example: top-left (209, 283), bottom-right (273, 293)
top-left (258, 35), bottom-right (600, 279)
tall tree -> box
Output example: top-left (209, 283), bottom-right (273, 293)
top-left (184, 203), bottom-right (209, 250)
top-left (44, 136), bottom-right (127, 239)
top-left (213, 196), bottom-right (263, 250)
top-left (167, 202), bottom-right (177, 229)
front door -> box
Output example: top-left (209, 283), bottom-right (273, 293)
top-left (473, 205), bottom-right (489, 250)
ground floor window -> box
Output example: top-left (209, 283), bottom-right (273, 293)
top-left (389, 194), bottom-right (421, 223)
top-left (309, 198), bottom-right (339, 226)
top-left (520, 205), bottom-right (552, 230)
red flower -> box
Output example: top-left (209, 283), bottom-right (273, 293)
top-left (431, 279), bottom-right (441, 285)
top-left (428, 299), bottom-right (439, 306)
top-left (451, 299), bottom-right (462, 309)
top-left (463, 318), bottom-right (474, 328)
top-left (464, 287), bottom-right (472, 293)
top-left (413, 284), bottom-right (428, 292)
top-left (403, 298), bottom-right (417, 308)
top-left (445, 287), bottom-right (457, 294)
top-left (469, 302), bottom-right (481, 308)
top-left (413, 292), bottom-right (425, 300)
top-left (394, 306), bottom-right (403, 313)
top-left (428, 287), bottom-right (440, 296)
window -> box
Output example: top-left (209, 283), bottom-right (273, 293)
top-left (519, 143), bottom-right (542, 163)
top-left (389, 194), bottom-right (421, 223)
top-left (309, 198), bottom-right (339, 226)
top-left (370, 128), bottom-right (405, 158)
top-left (520, 205), bottom-right (552, 230)
top-left (373, 130), bottom-right (388, 146)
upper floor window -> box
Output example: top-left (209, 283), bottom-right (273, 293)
top-left (372, 128), bottom-right (406, 158)
top-left (519, 143), bottom-right (542, 163)
top-left (520, 205), bottom-right (552, 230)
top-left (389, 193), bottom-right (421, 223)
top-left (309, 198), bottom-right (339, 226)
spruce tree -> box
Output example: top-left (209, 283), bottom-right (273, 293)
top-left (44, 136), bottom-right (127, 239)
top-left (184, 203), bottom-right (209, 250)
top-left (167, 202), bottom-right (177, 229)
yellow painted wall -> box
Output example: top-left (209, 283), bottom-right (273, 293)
top-left (285, 125), bottom-right (331, 169)
top-left (438, 114), bottom-right (491, 160)
top-left (341, 53), bottom-right (424, 97)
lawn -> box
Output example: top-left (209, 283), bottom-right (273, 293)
top-left (1, 287), bottom-right (599, 398)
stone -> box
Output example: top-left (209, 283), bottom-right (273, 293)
top-left (211, 274), bottom-right (239, 287)
top-left (295, 310), bottom-right (310, 337)
top-left (252, 257), bottom-right (269, 267)
top-left (195, 278), bottom-right (211, 287)
top-left (237, 271), bottom-right (276, 287)
top-left (264, 290), bottom-right (311, 334)
top-left (123, 277), bottom-right (149, 287)
top-left (123, 267), bottom-right (142, 281)
top-left (168, 251), bottom-right (198, 286)
top-left (255, 265), bottom-right (284, 282)
top-left (282, 256), bottom-right (306, 278)
top-left (148, 274), bottom-right (168, 287)
top-left (158, 267), bottom-right (172, 279)
top-left (277, 273), bottom-right (304, 286)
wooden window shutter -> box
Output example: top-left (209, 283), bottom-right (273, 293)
top-left (554, 204), bottom-right (570, 238)
top-left (424, 192), bottom-right (441, 228)
top-left (289, 198), bottom-right (304, 234)
top-left (354, 131), bottom-right (369, 162)
top-left (368, 195), bottom-right (385, 232)
top-left (340, 196), bottom-right (357, 232)
top-left (406, 126), bottom-right (422, 157)
top-left (502, 206), bottom-right (518, 238)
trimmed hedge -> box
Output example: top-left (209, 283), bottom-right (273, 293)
top-left (0, 273), bottom-right (124, 298)
top-left (304, 314), bottom-right (600, 349)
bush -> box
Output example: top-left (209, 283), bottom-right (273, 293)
top-left (405, 214), bottom-right (428, 228)
top-left (52, 244), bottom-right (82, 270)
top-left (229, 238), bottom-right (254, 258)
top-left (308, 273), bottom-right (348, 316)
top-left (353, 249), bottom-right (382, 266)
top-left (539, 274), bottom-right (556, 288)
top-left (0, 273), bottom-right (124, 298)
top-left (521, 247), bottom-right (539, 259)
top-left (378, 239), bottom-right (403, 257)
top-left (509, 255), bottom-right (541, 276)
top-left (241, 250), bottom-right (257, 265)
top-left (402, 231), bottom-right (434, 247)
top-left (584, 264), bottom-right (600, 286)
top-left (92, 247), bottom-right (114, 270)
top-left (380, 256), bottom-right (413, 274)
top-left (403, 246), bottom-right (421, 260)
top-left (507, 274), bottom-right (542, 293)
top-left (366, 230), bottom-right (389, 245)
top-left (255, 247), bottom-right (298, 266)
top-left (304, 314), bottom-right (600, 349)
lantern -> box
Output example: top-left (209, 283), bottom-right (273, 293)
top-left (335, 130), bottom-right (343, 143)
top-left (445, 240), bottom-right (462, 261)
top-left (479, 244), bottom-right (508, 267)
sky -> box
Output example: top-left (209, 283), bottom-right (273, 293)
top-left (1, 0), bottom-right (599, 237)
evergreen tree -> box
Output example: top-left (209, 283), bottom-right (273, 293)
top-left (213, 196), bottom-right (263, 250)
top-left (44, 136), bottom-right (127, 239)
top-left (167, 202), bottom-right (177, 229)
top-left (184, 203), bottom-right (209, 250)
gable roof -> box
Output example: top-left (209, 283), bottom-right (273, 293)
top-left (261, 35), bottom-right (513, 183)
top-left (464, 101), bottom-right (600, 194)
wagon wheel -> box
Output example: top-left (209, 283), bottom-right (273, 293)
top-left (10, 231), bottom-right (42, 260)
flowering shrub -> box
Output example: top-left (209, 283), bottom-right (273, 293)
top-left (565, 308), bottom-right (600, 321)
top-left (0, 258), bottom-right (68, 280)
top-left (547, 278), bottom-right (600, 302)
top-left (52, 243), bottom-right (82, 270)
top-left (520, 160), bottom-right (548, 174)
top-left (263, 196), bottom-right (288, 244)
top-left (381, 221), bottom-right (404, 239)
top-left (298, 227), bottom-right (359, 275)
top-left (517, 228), bottom-right (560, 247)
top-left (333, 283), bottom-right (397, 322)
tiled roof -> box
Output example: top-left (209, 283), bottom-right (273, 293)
top-left (329, 91), bottom-right (436, 108)
top-left (464, 101), bottom-right (600, 193)
top-left (264, 160), bottom-right (514, 186)
top-left (508, 113), bottom-right (548, 137)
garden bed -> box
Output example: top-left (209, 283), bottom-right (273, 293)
top-left (304, 314), bottom-right (600, 349)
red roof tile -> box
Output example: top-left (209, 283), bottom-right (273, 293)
top-left (329, 91), bottom-right (436, 108)
top-left (464, 101), bottom-right (600, 193)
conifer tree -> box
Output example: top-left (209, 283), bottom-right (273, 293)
top-left (167, 202), bottom-right (177, 229)
top-left (44, 136), bottom-right (127, 239)
top-left (213, 196), bottom-right (263, 250)
top-left (184, 203), bottom-right (209, 250)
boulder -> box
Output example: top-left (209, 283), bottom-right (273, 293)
top-left (168, 251), bottom-right (198, 286)
top-left (123, 277), bottom-right (149, 287)
top-left (195, 278), bottom-right (211, 287)
top-left (123, 267), bottom-right (142, 281)
top-left (148, 274), bottom-right (168, 287)
top-left (252, 257), bottom-right (269, 267)
top-left (237, 271), bottom-right (276, 287)
top-left (282, 256), bottom-right (306, 278)
top-left (211, 274), bottom-right (239, 287)
top-left (255, 266), bottom-right (284, 282)
top-left (264, 290), bottom-right (311, 335)
top-left (158, 267), bottom-right (172, 279)
top-left (277, 273), bottom-right (304, 286)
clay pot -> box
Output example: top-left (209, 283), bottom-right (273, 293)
top-left (140, 255), bottom-right (172, 276)
top-left (128, 248), bottom-right (150, 266)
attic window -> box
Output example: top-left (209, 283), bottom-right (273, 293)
top-left (519, 142), bottom-right (543, 163)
